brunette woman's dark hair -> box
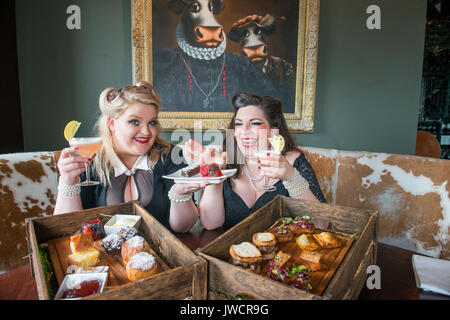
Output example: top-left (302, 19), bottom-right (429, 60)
top-left (224, 92), bottom-right (298, 178)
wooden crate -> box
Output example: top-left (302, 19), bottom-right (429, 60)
top-left (197, 195), bottom-right (378, 300)
top-left (25, 202), bottom-right (207, 300)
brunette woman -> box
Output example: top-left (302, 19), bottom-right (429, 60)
top-left (185, 92), bottom-right (325, 230)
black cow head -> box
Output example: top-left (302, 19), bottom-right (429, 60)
top-left (169, 0), bottom-right (225, 48)
top-left (228, 14), bottom-right (276, 63)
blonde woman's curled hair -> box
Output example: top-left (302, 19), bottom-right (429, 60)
top-left (92, 81), bottom-right (171, 186)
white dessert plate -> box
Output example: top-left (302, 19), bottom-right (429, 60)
top-left (163, 168), bottom-right (237, 184)
top-left (54, 272), bottom-right (108, 300)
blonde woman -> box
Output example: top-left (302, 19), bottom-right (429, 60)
top-left (54, 82), bottom-right (203, 233)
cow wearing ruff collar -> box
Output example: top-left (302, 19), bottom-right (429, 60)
top-left (154, 0), bottom-right (275, 112)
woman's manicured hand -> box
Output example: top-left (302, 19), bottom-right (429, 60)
top-left (257, 152), bottom-right (296, 181)
top-left (57, 146), bottom-right (90, 186)
top-left (171, 182), bottom-right (210, 196)
top-left (183, 139), bottom-right (227, 169)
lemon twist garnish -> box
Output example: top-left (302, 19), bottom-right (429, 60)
top-left (268, 135), bottom-right (285, 153)
top-left (64, 120), bottom-right (81, 142)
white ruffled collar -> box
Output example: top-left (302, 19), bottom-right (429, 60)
top-left (176, 22), bottom-right (226, 60)
top-left (113, 154), bottom-right (151, 177)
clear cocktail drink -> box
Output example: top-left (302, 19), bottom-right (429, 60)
top-left (252, 149), bottom-right (279, 192)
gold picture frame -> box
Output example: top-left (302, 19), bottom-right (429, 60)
top-left (131, 0), bottom-right (319, 131)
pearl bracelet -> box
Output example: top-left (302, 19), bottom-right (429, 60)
top-left (58, 183), bottom-right (81, 197)
top-left (282, 170), bottom-right (310, 198)
top-left (168, 185), bottom-right (193, 203)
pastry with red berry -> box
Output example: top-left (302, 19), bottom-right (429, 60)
top-left (81, 219), bottom-right (106, 240)
top-left (200, 163), bottom-right (223, 178)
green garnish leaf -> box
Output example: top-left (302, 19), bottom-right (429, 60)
top-left (292, 265), bottom-right (308, 273)
top-left (282, 217), bottom-right (292, 224)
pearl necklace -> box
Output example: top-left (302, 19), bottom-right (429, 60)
top-left (243, 163), bottom-right (264, 181)
top-left (180, 53), bottom-right (225, 109)
top-left (243, 163), bottom-right (265, 191)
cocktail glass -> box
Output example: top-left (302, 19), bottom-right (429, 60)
top-left (69, 137), bottom-right (103, 186)
top-left (253, 148), bottom-right (279, 192)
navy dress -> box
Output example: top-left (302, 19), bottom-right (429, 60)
top-left (222, 153), bottom-right (326, 228)
top-left (154, 48), bottom-right (277, 112)
top-left (80, 147), bottom-right (186, 231)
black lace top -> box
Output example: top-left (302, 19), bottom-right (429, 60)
top-left (222, 153), bottom-right (326, 228)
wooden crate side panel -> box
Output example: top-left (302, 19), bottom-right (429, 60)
top-left (28, 202), bottom-right (205, 300)
top-left (200, 253), bottom-right (319, 300)
top-left (283, 197), bottom-right (371, 235)
top-left (208, 290), bottom-right (228, 300)
top-left (26, 220), bottom-right (49, 300)
top-left (87, 263), bottom-right (197, 300)
top-left (192, 257), bottom-right (208, 300)
top-left (136, 205), bottom-right (198, 267)
top-left (200, 198), bottom-right (282, 259)
top-left (344, 241), bottom-right (376, 300)
top-left (322, 213), bottom-right (377, 299)
top-left (198, 196), bottom-right (378, 300)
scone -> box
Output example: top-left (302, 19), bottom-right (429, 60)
top-left (313, 232), bottom-right (341, 249)
top-left (121, 235), bottom-right (151, 264)
top-left (296, 234), bottom-right (320, 251)
top-left (126, 252), bottom-right (158, 282)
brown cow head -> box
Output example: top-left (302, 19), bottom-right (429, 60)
top-left (228, 14), bottom-right (276, 64)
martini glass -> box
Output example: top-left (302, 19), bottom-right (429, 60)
top-left (69, 137), bottom-right (103, 186)
top-left (253, 146), bottom-right (278, 192)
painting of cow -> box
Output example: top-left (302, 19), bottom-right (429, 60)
top-left (139, 0), bottom-right (317, 125)
top-left (153, 0), bottom-right (276, 112)
top-left (227, 13), bottom-right (296, 108)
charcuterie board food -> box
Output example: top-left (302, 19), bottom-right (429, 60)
top-left (198, 195), bottom-right (378, 300)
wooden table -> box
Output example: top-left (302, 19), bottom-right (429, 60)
top-left (0, 227), bottom-right (448, 300)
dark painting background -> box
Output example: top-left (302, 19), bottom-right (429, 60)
top-left (152, 0), bottom-right (300, 113)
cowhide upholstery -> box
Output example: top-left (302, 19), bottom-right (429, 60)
top-left (0, 148), bottom-right (448, 274)
top-left (0, 152), bottom-right (59, 274)
top-left (300, 147), bottom-right (450, 260)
